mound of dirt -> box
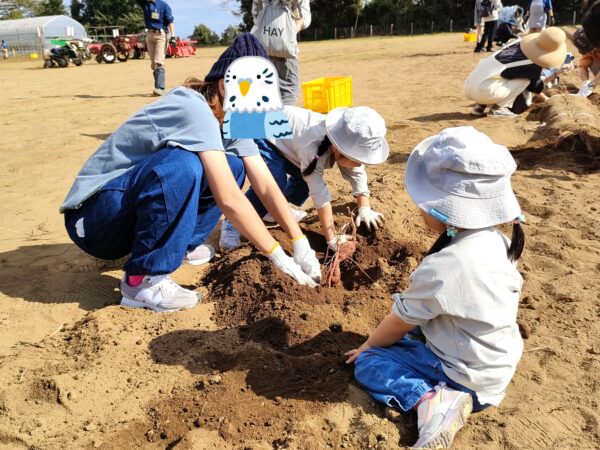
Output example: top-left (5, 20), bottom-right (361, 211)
top-left (204, 223), bottom-right (424, 349)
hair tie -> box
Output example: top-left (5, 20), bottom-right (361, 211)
top-left (446, 226), bottom-right (458, 238)
top-left (513, 214), bottom-right (526, 225)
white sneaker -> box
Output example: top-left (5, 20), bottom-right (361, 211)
top-left (470, 104), bottom-right (486, 117)
top-left (120, 275), bottom-right (200, 312)
top-left (490, 106), bottom-right (517, 117)
top-left (262, 205), bottom-right (308, 223)
top-left (183, 244), bottom-right (215, 266)
top-left (219, 219), bottom-right (241, 250)
top-left (412, 382), bottom-right (473, 449)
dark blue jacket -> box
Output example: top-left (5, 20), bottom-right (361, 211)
top-left (137, 0), bottom-right (174, 31)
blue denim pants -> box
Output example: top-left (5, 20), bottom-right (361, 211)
top-left (64, 147), bottom-right (245, 276)
top-left (246, 139), bottom-right (309, 218)
top-left (354, 333), bottom-right (489, 413)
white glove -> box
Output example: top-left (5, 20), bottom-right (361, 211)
top-left (293, 236), bottom-right (322, 283)
top-left (267, 244), bottom-right (317, 288)
top-left (354, 206), bottom-right (384, 230)
top-left (327, 234), bottom-right (352, 252)
top-left (578, 80), bottom-right (593, 98)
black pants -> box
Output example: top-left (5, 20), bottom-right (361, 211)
top-left (476, 20), bottom-right (498, 51)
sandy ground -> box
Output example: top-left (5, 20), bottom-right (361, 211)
top-left (0, 33), bottom-right (599, 449)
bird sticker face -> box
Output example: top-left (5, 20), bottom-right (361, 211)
top-left (223, 56), bottom-right (284, 112)
top-left (222, 56), bottom-right (292, 140)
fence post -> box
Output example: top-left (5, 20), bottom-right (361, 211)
top-left (450, 19), bottom-right (453, 32)
top-left (573, 11), bottom-right (577, 25)
top-left (431, 21), bottom-right (434, 33)
top-left (370, 25), bottom-right (373, 37)
top-left (335, 27), bottom-right (337, 40)
top-left (411, 22), bottom-right (414, 34)
top-left (391, 23), bottom-right (394, 35)
top-left (314, 28), bottom-right (317, 41)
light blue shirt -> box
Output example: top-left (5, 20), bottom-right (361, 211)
top-left (60, 87), bottom-right (225, 212)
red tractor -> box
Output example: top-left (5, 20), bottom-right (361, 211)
top-left (166, 37), bottom-right (197, 58)
top-left (86, 26), bottom-right (147, 63)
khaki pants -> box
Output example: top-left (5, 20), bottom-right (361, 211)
top-left (146, 30), bottom-right (166, 70)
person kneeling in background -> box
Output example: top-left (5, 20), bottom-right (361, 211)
top-left (465, 27), bottom-right (566, 117)
top-left (572, 28), bottom-right (600, 98)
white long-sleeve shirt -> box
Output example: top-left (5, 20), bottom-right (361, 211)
top-left (269, 106), bottom-right (370, 209)
top-left (474, 0), bottom-right (503, 24)
top-left (252, 0), bottom-right (312, 30)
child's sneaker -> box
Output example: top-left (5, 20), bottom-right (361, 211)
top-left (120, 275), bottom-right (201, 312)
top-left (183, 244), bottom-right (215, 266)
top-left (470, 104), bottom-right (486, 117)
top-left (219, 219), bottom-right (241, 250)
top-left (490, 106), bottom-right (517, 117)
top-left (412, 382), bottom-right (473, 449)
top-left (263, 205), bottom-right (308, 223)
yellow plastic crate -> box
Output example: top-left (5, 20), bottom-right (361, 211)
top-left (302, 77), bottom-right (353, 113)
top-left (464, 32), bottom-right (477, 42)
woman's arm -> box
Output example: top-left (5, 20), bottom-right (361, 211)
top-left (243, 155), bottom-right (303, 239)
top-left (317, 202), bottom-right (336, 243)
top-left (345, 313), bottom-right (415, 363)
top-left (199, 151), bottom-right (275, 252)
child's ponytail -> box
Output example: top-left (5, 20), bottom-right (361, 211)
top-left (507, 217), bottom-right (525, 262)
top-left (426, 232), bottom-right (453, 257)
top-left (426, 217), bottom-right (526, 261)
top-left (302, 136), bottom-right (331, 177)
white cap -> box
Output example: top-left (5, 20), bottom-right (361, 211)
top-left (405, 126), bottom-right (521, 229)
top-left (325, 107), bottom-right (390, 165)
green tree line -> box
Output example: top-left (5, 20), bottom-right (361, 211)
top-left (231, 0), bottom-right (594, 38)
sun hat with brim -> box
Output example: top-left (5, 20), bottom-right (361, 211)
top-left (405, 126), bottom-right (521, 230)
top-left (520, 27), bottom-right (567, 68)
top-left (325, 107), bottom-right (390, 165)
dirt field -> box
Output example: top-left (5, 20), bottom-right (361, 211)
top-left (1, 33), bottom-right (599, 450)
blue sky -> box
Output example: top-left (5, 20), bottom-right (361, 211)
top-left (63, 1), bottom-right (241, 38)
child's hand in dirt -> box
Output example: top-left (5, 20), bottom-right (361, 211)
top-left (355, 206), bottom-right (384, 231)
top-left (344, 342), bottom-right (371, 364)
top-left (327, 234), bottom-right (352, 251)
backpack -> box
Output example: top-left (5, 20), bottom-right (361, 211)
top-left (480, 0), bottom-right (493, 17)
top-left (252, 0), bottom-right (298, 59)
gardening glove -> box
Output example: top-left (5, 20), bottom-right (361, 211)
top-left (548, 16), bottom-right (555, 26)
top-left (355, 206), bottom-right (384, 231)
top-left (327, 234), bottom-right (352, 252)
top-left (266, 243), bottom-right (317, 288)
top-left (169, 36), bottom-right (177, 46)
top-left (292, 236), bottom-right (322, 284)
top-left (578, 80), bottom-right (594, 98)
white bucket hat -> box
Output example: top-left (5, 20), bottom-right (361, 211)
top-left (405, 126), bottom-right (521, 229)
top-left (325, 107), bottom-right (390, 165)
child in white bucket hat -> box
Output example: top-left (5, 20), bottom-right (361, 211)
top-left (220, 105), bottom-right (389, 252)
top-left (346, 127), bottom-right (525, 449)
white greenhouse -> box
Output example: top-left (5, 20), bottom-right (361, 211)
top-left (0, 15), bottom-right (87, 56)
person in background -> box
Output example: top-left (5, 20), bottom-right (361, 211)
top-left (251, 0), bottom-right (311, 105)
top-left (524, 0), bottom-right (554, 33)
top-left (137, 0), bottom-right (175, 96)
top-left (1, 40), bottom-right (8, 60)
top-left (572, 28), bottom-right (600, 97)
top-left (583, 0), bottom-right (600, 47)
top-left (346, 126), bottom-right (526, 450)
top-left (466, 27), bottom-right (567, 117)
top-left (474, 0), bottom-right (503, 53)
top-left (494, 6), bottom-right (525, 46)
